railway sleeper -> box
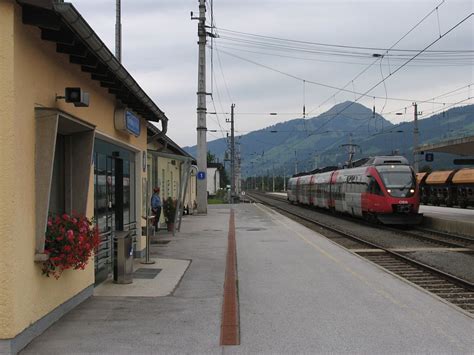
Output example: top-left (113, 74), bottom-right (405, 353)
top-left (388, 270), bottom-right (425, 274)
top-left (403, 275), bottom-right (440, 280)
top-left (425, 287), bottom-right (466, 292)
top-left (376, 265), bottom-right (415, 269)
top-left (365, 258), bottom-right (404, 262)
top-left (413, 281), bottom-right (454, 287)
top-left (448, 298), bottom-right (474, 304)
top-left (435, 292), bottom-right (474, 298)
top-left (379, 264), bottom-right (422, 269)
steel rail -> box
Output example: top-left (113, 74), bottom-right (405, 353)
top-left (258, 192), bottom-right (473, 249)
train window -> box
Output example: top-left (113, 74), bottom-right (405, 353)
top-left (368, 177), bottom-right (383, 196)
top-left (376, 165), bottom-right (415, 190)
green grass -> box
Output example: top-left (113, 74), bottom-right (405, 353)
top-left (208, 197), bottom-right (226, 204)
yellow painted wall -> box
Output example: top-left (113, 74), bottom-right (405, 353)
top-left (0, 0), bottom-right (16, 338)
top-left (147, 140), bottom-right (196, 224)
top-left (0, 2), bottom-right (148, 338)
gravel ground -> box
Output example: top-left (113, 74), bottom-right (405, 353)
top-left (404, 250), bottom-right (474, 283)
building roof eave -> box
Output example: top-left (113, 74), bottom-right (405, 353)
top-left (18, 0), bottom-right (168, 134)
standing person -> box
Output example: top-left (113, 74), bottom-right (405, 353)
top-left (151, 187), bottom-right (162, 232)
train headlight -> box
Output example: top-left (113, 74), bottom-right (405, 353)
top-left (410, 189), bottom-right (415, 194)
top-left (387, 189), bottom-right (392, 193)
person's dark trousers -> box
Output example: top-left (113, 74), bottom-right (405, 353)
top-left (153, 207), bottom-right (161, 231)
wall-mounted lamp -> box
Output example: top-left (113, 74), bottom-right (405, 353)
top-left (56, 87), bottom-right (90, 107)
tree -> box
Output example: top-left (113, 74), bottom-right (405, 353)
top-left (207, 151), bottom-right (216, 164)
top-left (219, 166), bottom-right (229, 187)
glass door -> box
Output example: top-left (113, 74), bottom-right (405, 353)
top-left (94, 154), bottom-right (116, 284)
top-left (94, 139), bottom-right (137, 284)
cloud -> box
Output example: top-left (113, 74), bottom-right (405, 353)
top-left (71, 0), bottom-right (473, 146)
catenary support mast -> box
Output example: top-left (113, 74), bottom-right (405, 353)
top-left (196, 0), bottom-right (207, 214)
top-left (413, 102), bottom-right (419, 173)
top-left (230, 104), bottom-right (235, 202)
top-left (115, 0), bottom-right (121, 62)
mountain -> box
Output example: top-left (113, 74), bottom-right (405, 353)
top-left (184, 102), bottom-right (474, 176)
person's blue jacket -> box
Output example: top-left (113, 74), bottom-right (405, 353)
top-left (151, 193), bottom-right (161, 209)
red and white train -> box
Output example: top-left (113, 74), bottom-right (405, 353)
top-left (287, 156), bottom-right (422, 225)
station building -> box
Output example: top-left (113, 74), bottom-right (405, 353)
top-left (207, 162), bottom-right (224, 197)
top-left (0, 1), bottom-right (192, 352)
top-left (147, 125), bottom-right (197, 231)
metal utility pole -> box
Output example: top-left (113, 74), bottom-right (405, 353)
top-left (236, 141), bottom-right (241, 195)
top-left (413, 102), bottom-right (420, 173)
top-left (195, 0), bottom-right (207, 214)
top-left (294, 151), bottom-right (298, 174)
top-left (115, 0), bottom-right (121, 62)
top-left (341, 134), bottom-right (359, 168)
top-left (272, 162), bottom-right (275, 192)
top-left (283, 167), bottom-right (286, 191)
top-left (229, 104), bottom-right (235, 202)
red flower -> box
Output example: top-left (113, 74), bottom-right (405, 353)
top-left (42, 213), bottom-right (100, 279)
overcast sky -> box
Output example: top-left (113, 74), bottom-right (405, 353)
top-left (71, 0), bottom-right (473, 147)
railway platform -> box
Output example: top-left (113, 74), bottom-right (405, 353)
top-left (420, 205), bottom-right (474, 236)
top-left (21, 204), bottom-right (473, 354)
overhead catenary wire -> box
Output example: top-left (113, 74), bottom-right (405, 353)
top-left (307, 0), bottom-right (448, 116)
top-left (215, 42), bottom-right (474, 66)
top-left (214, 41), bottom-right (234, 104)
top-left (383, 83), bottom-right (474, 115)
top-left (304, 12), bottom-right (474, 134)
top-left (208, 6), bottom-right (472, 166)
top-left (213, 46), bottom-right (460, 106)
top-left (217, 34), bottom-right (474, 62)
top-left (214, 19), bottom-right (473, 54)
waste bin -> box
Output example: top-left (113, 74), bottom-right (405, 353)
top-left (113, 231), bottom-right (133, 284)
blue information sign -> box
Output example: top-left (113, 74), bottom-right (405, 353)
top-left (197, 171), bottom-right (206, 180)
top-left (125, 110), bottom-right (140, 136)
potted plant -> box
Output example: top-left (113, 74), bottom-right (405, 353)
top-left (163, 197), bottom-right (177, 231)
top-left (42, 213), bottom-right (100, 279)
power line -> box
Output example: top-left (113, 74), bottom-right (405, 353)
top-left (215, 43), bottom-right (474, 67)
top-left (384, 83), bottom-right (473, 115)
top-left (425, 97), bottom-right (473, 116)
top-left (307, 0), bottom-right (448, 115)
top-left (309, 12), bottom-right (474, 134)
top-left (213, 46), bottom-right (457, 106)
top-left (214, 41), bottom-right (234, 103)
top-left (217, 34), bottom-right (474, 61)
top-left (214, 20), bottom-right (473, 54)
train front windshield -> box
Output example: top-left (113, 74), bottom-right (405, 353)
top-left (376, 165), bottom-right (416, 197)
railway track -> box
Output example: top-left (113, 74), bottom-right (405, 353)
top-left (247, 192), bottom-right (474, 314)
top-left (414, 227), bottom-right (474, 248)
top-left (259, 192), bottom-right (474, 250)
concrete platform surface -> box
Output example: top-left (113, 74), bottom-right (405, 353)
top-left (21, 203), bottom-right (473, 354)
top-left (93, 257), bottom-right (190, 297)
top-left (420, 205), bottom-right (474, 224)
